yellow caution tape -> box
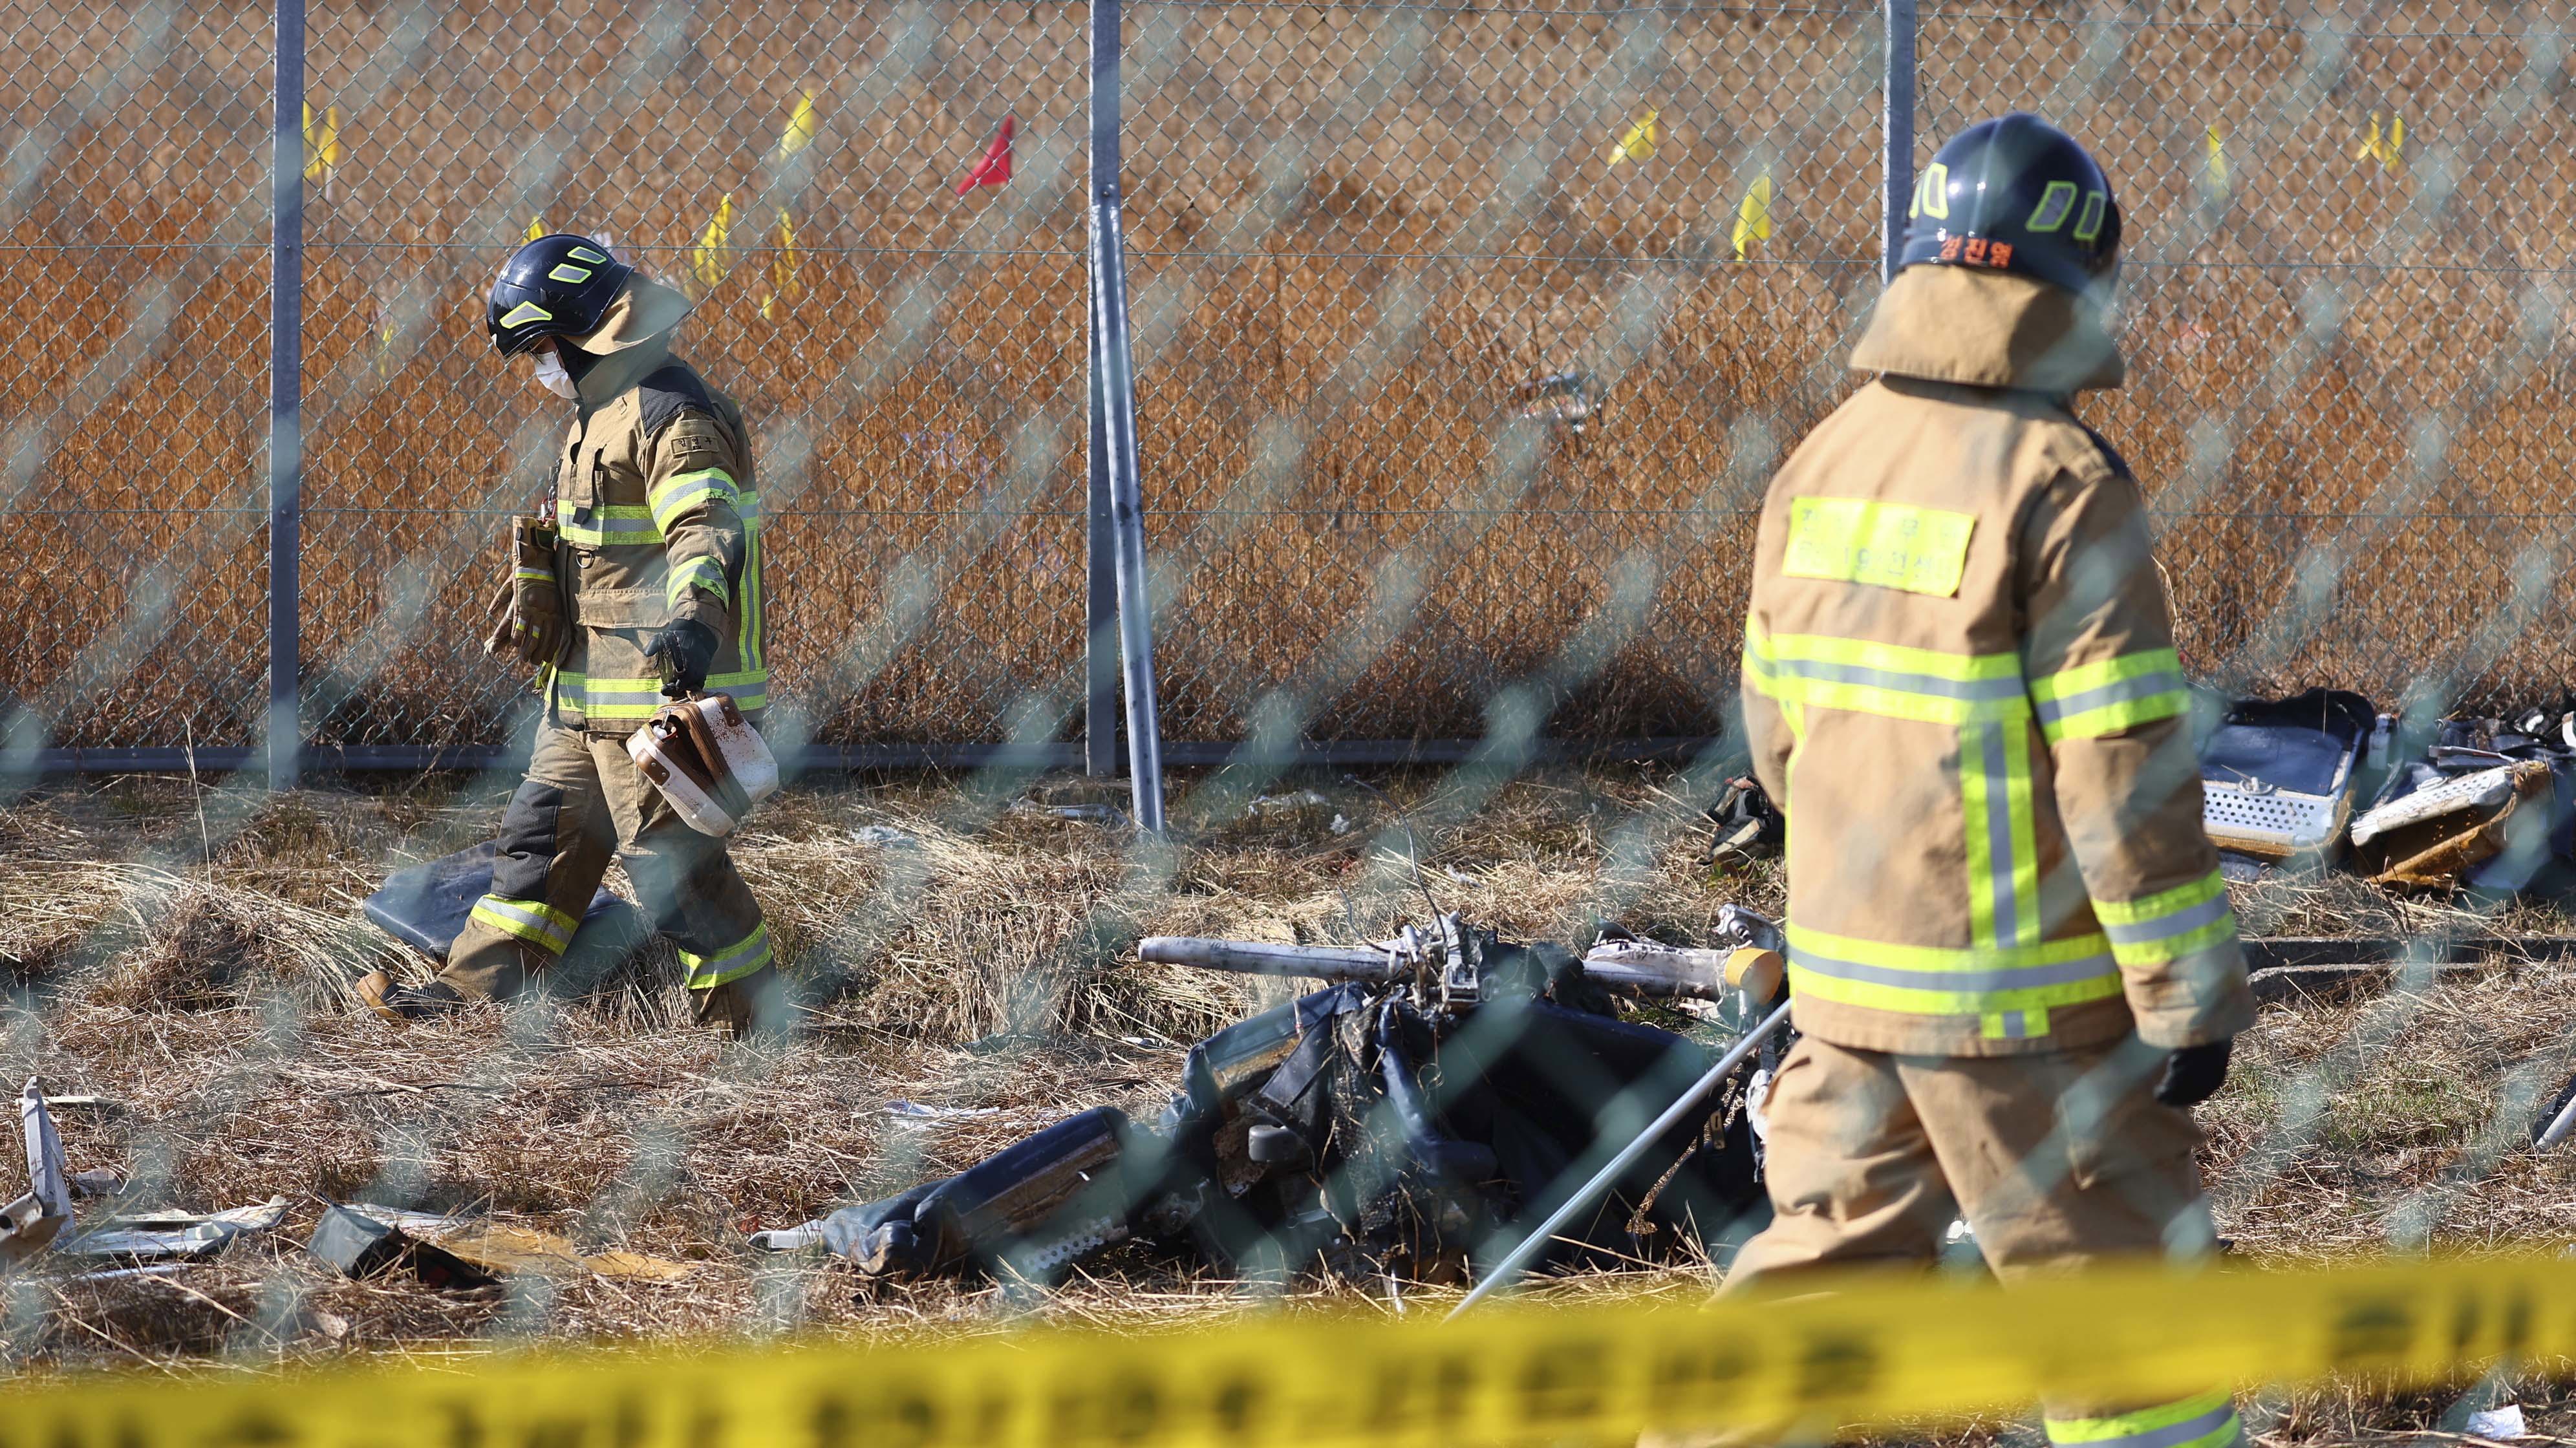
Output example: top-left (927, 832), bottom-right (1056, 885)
top-left (8, 1252), bottom-right (2575, 1446)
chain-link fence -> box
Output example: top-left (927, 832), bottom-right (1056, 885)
top-left (11, 6), bottom-right (2576, 1439)
top-left (2, 1), bottom-right (2572, 761)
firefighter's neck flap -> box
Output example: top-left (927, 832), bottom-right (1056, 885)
top-left (560, 276), bottom-right (691, 406)
top-left (1849, 264), bottom-right (2125, 396)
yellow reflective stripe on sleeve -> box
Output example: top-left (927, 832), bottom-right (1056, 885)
top-left (2094, 868), bottom-right (2238, 966)
top-left (2031, 648), bottom-right (2189, 743)
top-left (680, 920), bottom-right (773, 990)
top-left (2045, 1390), bottom-right (2241, 1448)
top-left (468, 895), bottom-right (579, 955)
top-left (557, 505), bottom-right (662, 548)
top-left (667, 557), bottom-right (731, 609)
top-left (1781, 496), bottom-right (1977, 597)
top-left (647, 467), bottom-right (740, 533)
top-left (741, 522), bottom-right (766, 672)
top-left (513, 567), bottom-right (553, 583)
top-left (1784, 922), bottom-right (2121, 1020)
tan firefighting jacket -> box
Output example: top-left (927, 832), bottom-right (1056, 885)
top-left (1741, 264), bottom-right (2255, 1058)
top-left (537, 277), bottom-right (766, 732)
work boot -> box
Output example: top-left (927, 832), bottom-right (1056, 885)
top-left (691, 963), bottom-right (788, 1041)
top-left (355, 970), bottom-right (469, 1025)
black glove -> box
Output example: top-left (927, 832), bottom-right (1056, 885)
top-left (2154, 1037), bottom-right (2233, 1108)
top-left (642, 618), bottom-right (722, 697)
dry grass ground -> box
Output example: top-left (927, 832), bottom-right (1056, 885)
top-left (7, 767), bottom-right (2576, 1442)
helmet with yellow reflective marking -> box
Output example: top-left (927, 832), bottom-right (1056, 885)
top-left (486, 233), bottom-right (634, 356)
top-left (1899, 113), bottom-right (2122, 298)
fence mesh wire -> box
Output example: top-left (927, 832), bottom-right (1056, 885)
top-left (5, 4), bottom-right (2576, 1439)
top-left (4, 1), bottom-right (2571, 752)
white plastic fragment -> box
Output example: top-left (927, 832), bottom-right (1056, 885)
top-left (2464, 1404), bottom-right (2526, 1440)
top-left (883, 1100), bottom-right (1002, 1122)
top-left (849, 825), bottom-right (913, 846)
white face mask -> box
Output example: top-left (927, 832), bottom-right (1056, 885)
top-left (531, 347), bottom-right (578, 399)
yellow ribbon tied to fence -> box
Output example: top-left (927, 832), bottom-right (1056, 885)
top-left (1733, 171), bottom-right (1774, 259)
top-left (302, 102), bottom-right (343, 187)
top-left (2356, 110), bottom-right (2406, 170)
top-left (778, 89), bottom-right (819, 160)
top-left (761, 208), bottom-right (799, 321)
top-left (1611, 107), bottom-right (1658, 165)
top-left (2204, 121), bottom-right (2228, 197)
top-left (689, 194), bottom-right (736, 292)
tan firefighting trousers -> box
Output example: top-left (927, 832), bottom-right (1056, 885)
top-left (1643, 1036), bottom-right (2242, 1448)
top-left (443, 718), bottom-right (778, 1033)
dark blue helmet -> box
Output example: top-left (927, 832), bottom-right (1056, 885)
top-left (486, 233), bottom-right (633, 355)
top-left (1899, 113), bottom-right (2122, 297)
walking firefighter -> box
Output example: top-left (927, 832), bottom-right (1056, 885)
top-left (357, 233), bottom-right (784, 1038)
top-left (1712, 114), bottom-right (2256, 1448)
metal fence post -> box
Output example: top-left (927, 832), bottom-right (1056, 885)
top-left (1084, 0), bottom-right (1121, 780)
top-left (1882, 0), bottom-right (1918, 285)
top-left (268, 0), bottom-right (305, 791)
top-left (1087, 0), bottom-right (1166, 830)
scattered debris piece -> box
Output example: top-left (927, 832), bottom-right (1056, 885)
top-left (2351, 761), bottom-right (2553, 891)
top-left (306, 1204), bottom-right (497, 1290)
top-left (1043, 803), bottom-right (1124, 825)
top-left (0, 1195), bottom-right (66, 1264)
top-left (848, 825), bottom-right (914, 847)
top-left (2465, 1404), bottom-right (2527, 1440)
top-left (21, 1079), bottom-right (74, 1235)
top-left (2200, 690), bottom-right (2372, 862)
top-left (755, 911), bottom-right (1783, 1285)
top-left (330, 1206), bottom-right (692, 1283)
top-left (67, 1169), bottom-right (123, 1199)
top-left (884, 1100), bottom-right (1002, 1123)
top-left (1702, 776), bottom-right (1783, 871)
top-left (64, 1197), bottom-right (291, 1263)
top-left (1512, 368), bottom-right (1603, 436)
top-left (362, 842), bottom-right (649, 966)
top-left (1329, 813), bottom-right (1353, 836)
top-left (1243, 791), bottom-right (1333, 822)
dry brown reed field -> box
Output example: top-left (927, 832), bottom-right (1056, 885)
top-left (5, 0), bottom-right (2573, 754)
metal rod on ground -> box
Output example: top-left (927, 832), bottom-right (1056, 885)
top-left (1082, 0), bottom-right (1120, 781)
top-left (2537, 1083), bottom-right (2576, 1150)
top-left (1448, 999), bottom-right (1795, 1319)
top-left (1087, 0), bottom-right (1166, 831)
top-left (1881, 0), bottom-right (1918, 285)
top-left (268, 0), bottom-right (306, 791)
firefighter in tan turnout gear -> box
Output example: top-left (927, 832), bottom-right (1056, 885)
top-left (1728, 116), bottom-right (2255, 1448)
top-left (358, 233), bottom-right (782, 1037)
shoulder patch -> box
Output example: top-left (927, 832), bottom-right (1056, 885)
top-left (636, 363), bottom-right (717, 443)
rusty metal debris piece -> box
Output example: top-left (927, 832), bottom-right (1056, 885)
top-left (2350, 761), bottom-right (2553, 891)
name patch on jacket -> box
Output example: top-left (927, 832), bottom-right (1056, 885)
top-left (1782, 496), bottom-right (1975, 597)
